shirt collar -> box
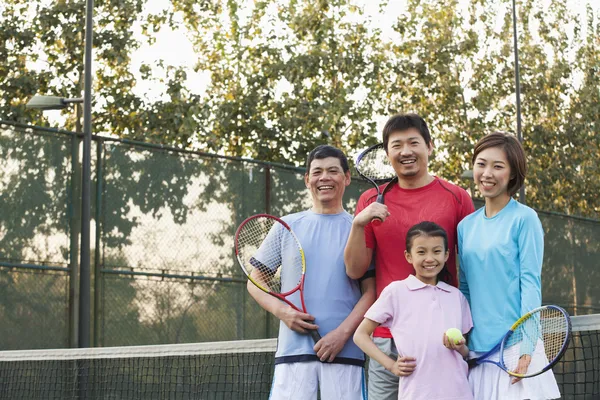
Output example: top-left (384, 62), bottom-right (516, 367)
top-left (405, 274), bottom-right (452, 292)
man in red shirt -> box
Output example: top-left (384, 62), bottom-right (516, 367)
top-left (344, 113), bottom-right (474, 400)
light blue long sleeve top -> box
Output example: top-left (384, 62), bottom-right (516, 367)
top-left (457, 198), bottom-right (544, 352)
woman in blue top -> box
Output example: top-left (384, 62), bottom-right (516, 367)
top-left (457, 132), bottom-right (560, 399)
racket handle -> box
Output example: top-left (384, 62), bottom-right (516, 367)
top-left (371, 193), bottom-right (385, 226)
top-left (309, 329), bottom-right (322, 343)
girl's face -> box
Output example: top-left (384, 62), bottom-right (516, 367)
top-left (473, 146), bottom-right (512, 201)
top-left (404, 235), bottom-right (449, 285)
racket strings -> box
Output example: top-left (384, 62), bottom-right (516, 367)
top-left (237, 217), bottom-right (303, 294)
top-left (503, 308), bottom-right (569, 373)
top-left (356, 145), bottom-right (395, 182)
top-left (539, 308), bottom-right (569, 362)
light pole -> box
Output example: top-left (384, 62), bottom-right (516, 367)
top-left (79, 0), bottom-right (94, 349)
top-left (460, 169), bottom-right (474, 195)
top-left (26, 95), bottom-right (83, 110)
top-left (26, 95), bottom-right (84, 348)
top-left (511, 0), bottom-right (526, 205)
top-left (26, 0), bottom-right (94, 354)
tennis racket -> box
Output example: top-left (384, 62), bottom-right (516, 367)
top-left (235, 214), bottom-right (321, 343)
top-left (468, 305), bottom-right (571, 378)
top-left (355, 143), bottom-right (396, 226)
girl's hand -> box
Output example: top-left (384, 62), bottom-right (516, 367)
top-left (389, 355), bottom-right (416, 377)
top-left (443, 333), bottom-right (468, 358)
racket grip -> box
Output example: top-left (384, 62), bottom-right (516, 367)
top-left (309, 329), bottom-right (322, 343)
top-left (371, 193), bottom-right (384, 226)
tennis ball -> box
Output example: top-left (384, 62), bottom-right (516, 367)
top-left (445, 328), bottom-right (464, 345)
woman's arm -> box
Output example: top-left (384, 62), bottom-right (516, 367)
top-left (518, 212), bottom-right (544, 315)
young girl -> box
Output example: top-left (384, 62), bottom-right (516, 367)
top-left (457, 132), bottom-right (560, 399)
top-left (354, 221), bottom-right (473, 400)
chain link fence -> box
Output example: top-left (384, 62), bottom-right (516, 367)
top-left (1, 120), bottom-right (599, 350)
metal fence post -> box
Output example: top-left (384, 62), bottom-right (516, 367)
top-left (265, 166), bottom-right (272, 337)
top-left (68, 130), bottom-right (82, 348)
top-left (93, 140), bottom-right (103, 347)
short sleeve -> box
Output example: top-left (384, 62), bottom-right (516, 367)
top-left (458, 188), bottom-right (475, 222)
top-left (364, 283), bottom-right (396, 328)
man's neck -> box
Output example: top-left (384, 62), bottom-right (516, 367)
top-left (311, 202), bottom-right (344, 215)
top-left (397, 173), bottom-right (435, 189)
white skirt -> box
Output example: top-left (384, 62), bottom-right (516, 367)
top-left (468, 340), bottom-right (561, 400)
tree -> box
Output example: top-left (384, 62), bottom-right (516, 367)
top-left (381, 0), bottom-right (598, 218)
top-left (169, 0), bottom-right (386, 162)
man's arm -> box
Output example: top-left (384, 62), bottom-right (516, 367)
top-left (345, 190), bottom-right (390, 279)
top-left (313, 277), bottom-right (377, 362)
top-left (246, 270), bottom-right (319, 334)
top-left (344, 218), bottom-right (373, 279)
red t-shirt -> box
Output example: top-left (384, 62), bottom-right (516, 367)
top-left (355, 177), bottom-right (475, 338)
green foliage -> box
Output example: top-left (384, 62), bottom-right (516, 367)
top-left (165, 0), bottom-right (385, 162)
top-left (0, 269), bottom-right (68, 350)
top-left (1, 0), bottom-right (597, 217)
top-left (0, 0), bottom-right (598, 348)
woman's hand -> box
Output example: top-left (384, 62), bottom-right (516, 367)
top-left (511, 354), bottom-right (532, 384)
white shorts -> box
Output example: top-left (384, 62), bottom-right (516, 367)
top-left (468, 340), bottom-right (561, 400)
top-left (269, 361), bottom-right (366, 400)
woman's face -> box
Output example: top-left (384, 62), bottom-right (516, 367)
top-left (473, 146), bottom-right (512, 200)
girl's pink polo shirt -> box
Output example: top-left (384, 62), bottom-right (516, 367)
top-left (365, 275), bottom-right (474, 400)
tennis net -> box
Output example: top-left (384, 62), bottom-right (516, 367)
top-left (0, 315), bottom-right (598, 399)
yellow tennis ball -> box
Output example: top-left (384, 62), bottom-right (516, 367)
top-left (445, 328), bottom-right (464, 345)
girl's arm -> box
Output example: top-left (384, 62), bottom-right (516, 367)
top-left (354, 319), bottom-right (395, 371)
top-left (354, 318), bottom-right (416, 376)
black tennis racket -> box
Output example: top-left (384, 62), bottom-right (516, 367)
top-left (235, 214), bottom-right (321, 343)
top-left (468, 305), bottom-right (571, 378)
top-left (355, 143), bottom-right (396, 226)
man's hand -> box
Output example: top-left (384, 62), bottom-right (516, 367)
top-left (277, 306), bottom-right (319, 334)
top-left (389, 355), bottom-right (417, 377)
top-left (511, 354), bottom-right (531, 384)
top-left (313, 328), bottom-right (348, 362)
top-left (353, 202), bottom-right (390, 227)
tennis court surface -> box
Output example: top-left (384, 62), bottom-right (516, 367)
top-left (0, 314), bottom-right (598, 399)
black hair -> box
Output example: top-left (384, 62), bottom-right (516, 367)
top-left (305, 145), bottom-right (350, 174)
top-left (405, 221), bottom-right (452, 285)
top-left (382, 113), bottom-right (432, 151)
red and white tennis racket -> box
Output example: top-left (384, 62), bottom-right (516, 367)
top-left (235, 214), bottom-right (321, 343)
